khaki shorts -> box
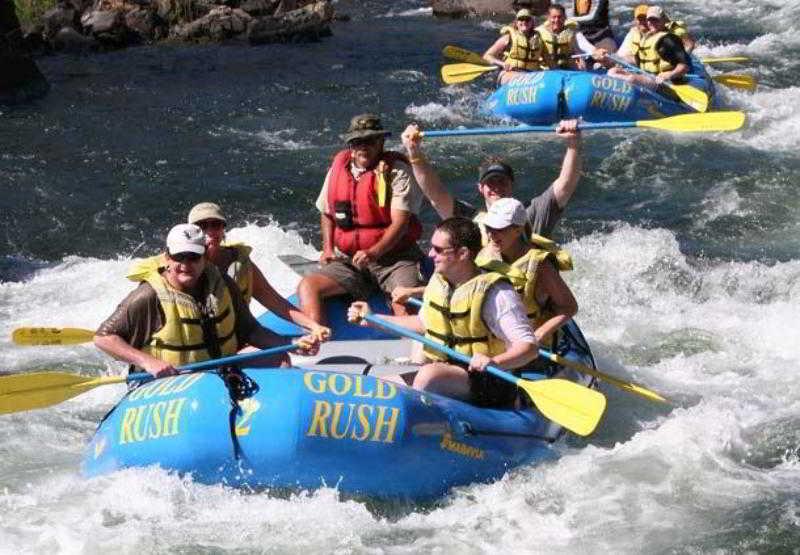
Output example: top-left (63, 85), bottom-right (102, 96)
top-left (316, 245), bottom-right (424, 300)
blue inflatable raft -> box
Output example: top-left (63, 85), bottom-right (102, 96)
top-left (486, 62), bottom-right (715, 125)
top-left (82, 313), bottom-right (597, 501)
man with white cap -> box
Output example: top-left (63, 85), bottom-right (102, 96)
top-left (95, 223), bottom-right (317, 377)
top-left (608, 5), bottom-right (690, 89)
top-left (348, 217), bottom-right (538, 408)
top-left (477, 198), bottom-right (577, 350)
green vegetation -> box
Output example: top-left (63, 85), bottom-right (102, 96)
top-left (13, 0), bottom-right (57, 28)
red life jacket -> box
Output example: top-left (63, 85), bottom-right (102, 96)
top-left (327, 149), bottom-right (422, 257)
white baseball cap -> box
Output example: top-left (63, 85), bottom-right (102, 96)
top-left (166, 223), bottom-right (206, 255)
top-left (646, 6), bottom-right (664, 19)
top-left (483, 197), bottom-right (527, 229)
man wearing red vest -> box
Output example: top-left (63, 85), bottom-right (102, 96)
top-left (298, 114), bottom-right (425, 325)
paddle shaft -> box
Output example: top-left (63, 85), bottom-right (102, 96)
top-left (127, 343), bottom-right (299, 384)
top-left (362, 314), bottom-right (539, 386)
top-left (423, 120), bottom-right (634, 138)
top-left (404, 297), bottom-right (668, 403)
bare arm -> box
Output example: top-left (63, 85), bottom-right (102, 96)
top-left (94, 334), bottom-right (176, 377)
top-left (320, 212), bottom-right (336, 264)
top-left (483, 35), bottom-right (511, 68)
top-left (367, 209), bottom-right (410, 259)
top-left (401, 124), bottom-right (455, 219)
top-left (348, 301), bottom-right (425, 333)
top-left (490, 339), bottom-right (538, 369)
top-left (659, 62), bottom-right (689, 83)
top-left (533, 261), bottom-right (578, 344)
top-left (551, 119), bottom-right (582, 209)
top-left (249, 263), bottom-right (324, 332)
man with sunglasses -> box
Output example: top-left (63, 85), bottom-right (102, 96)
top-left (348, 217), bottom-right (538, 407)
top-left (299, 113), bottom-right (425, 325)
top-left (95, 223), bottom-right (317, 377)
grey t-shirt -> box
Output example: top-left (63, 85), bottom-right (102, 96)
top-left (453, 184), bottom-right (564, 238)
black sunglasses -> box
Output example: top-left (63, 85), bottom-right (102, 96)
top-left (349, 137), bottom-right (380, 148)
top-left (430, 244), bottom-right (456, 255)
top-left (196, 219), bottom-right (225, 230)
top-left (171, 252), bottom-right (203, 263)
top-left (646, 16), bottom-right (661, 22)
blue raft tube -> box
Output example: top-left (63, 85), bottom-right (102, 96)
top-left (485, 58), bottom-right (716, 125)
top-left (83, 295), bottom-right (598, 501)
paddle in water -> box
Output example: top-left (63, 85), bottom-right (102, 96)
top-left (0, 343), bottom-right (301, 415)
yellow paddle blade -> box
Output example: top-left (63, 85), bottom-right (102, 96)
top-left (668, 83), bottom-right (710, 112)
top-left (713, 74), bottom-right (757, 92)
top-left (12, 327), bottom-right (95, 346)
top-left (543, 351), bottom-right (668, 404)
top-left (518, 378), bottom-right (606, 436)
top-left (701, 56), bottom-right (750, 64)
top-left (0, 372), bottom-right (125, 414)
top-left (441, 63), bottom-right (498, 84)
top-left (636, 111), bottom-right (746, 133)
top-left (442, 45), bottom-right (489, 66)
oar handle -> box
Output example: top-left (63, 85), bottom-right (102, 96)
top-left (124, 343), bottom-right (300, 386)
top-left (361, 313), bottom-right (535, 388)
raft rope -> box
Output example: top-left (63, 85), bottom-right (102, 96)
top-left (219, 368), bottom-right (259, 461)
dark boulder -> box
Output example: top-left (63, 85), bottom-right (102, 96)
top-left (0, 1), bottom-right (49, 103)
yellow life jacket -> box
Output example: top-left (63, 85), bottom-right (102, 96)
top-left (139, 265), bottom-right (239, 366)
top-left (637, 31), bottom-right (674, 74)
top-left (422, 272), bottom-right (509, 362)
top-left (627, 26), bottom-right (644, 58)
top-left (573, 0), bottom-right (591, 16)
top-left (127, 243), bottom-right (254, 303)
top-left (500, 25), bottom-right (543, 71)
top-left (666, 20), bottom-right (688, 39)
top-left (475, 235), bottom-right (573, 348)
top-left (536, 23), bottom-right (575, 69)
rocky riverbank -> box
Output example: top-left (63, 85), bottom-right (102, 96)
top-left (18, 0), bottom-right (335, 53)
top-left (431, 0), bottom-right (550, 18)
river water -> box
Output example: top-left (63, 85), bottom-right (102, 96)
top-left (1, 0), bottom-right (799, 552)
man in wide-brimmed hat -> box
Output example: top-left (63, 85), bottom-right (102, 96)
top-left (298, 113), bottom-right (425, 325)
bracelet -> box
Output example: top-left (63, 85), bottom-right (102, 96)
top-left (409, 156), bottom-right (426, 165)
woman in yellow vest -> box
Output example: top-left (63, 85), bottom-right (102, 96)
top-left (483, 9), bottom-right (546, 84)
top-left (608, 6), bottom-right (690, 90)
top-left (476, 198), bottom-right (577, 351)
top-left (348, 218), bottom-right (539, 408)
top-left (127, 203), bottom-right (330, 343)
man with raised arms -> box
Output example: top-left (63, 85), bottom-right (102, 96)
top-left (400, 119), bottom-right (581, 240)
top-left (95, 223), bottom-right (318, 377)
top-left (348, 217), bottom-right (539, 408)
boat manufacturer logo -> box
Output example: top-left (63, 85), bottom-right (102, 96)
top-left (440, 432), bottom-right (484, 460)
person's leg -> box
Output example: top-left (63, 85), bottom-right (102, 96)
top-left (372, 250), bottom-right (423, 316)
top-left (297, 260), bottom-right (365, 324)
top-left (412, 362), bottom-right (471, 400)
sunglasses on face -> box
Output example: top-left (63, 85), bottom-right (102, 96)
top-left (517, 17), bottom-right (532, 22)
top-left (430, 244), bottom-right (457, 255)
top-left (171, 252), bottom-right (203, 263)
top-left (646, 17), bottom-right (661, 22)
top-left (196, 219), bottom-right (225, 230)
top-left (348, 137), bottom-right (380, 148)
